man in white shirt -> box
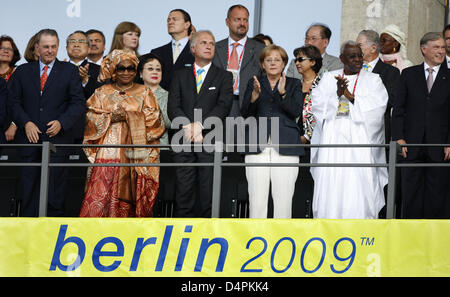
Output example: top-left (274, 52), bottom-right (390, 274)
top-left (310, 41), bottom-right (388, 219)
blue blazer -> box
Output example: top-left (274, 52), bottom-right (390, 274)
top-left (7, 59), bottom-right (86, 156)
top-left (241, 74), bottom-right (305, 156)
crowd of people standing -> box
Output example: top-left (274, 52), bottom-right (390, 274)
top-left (0, 4), bottom-right (449, 220)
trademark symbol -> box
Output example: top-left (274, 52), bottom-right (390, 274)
top-left (360, 237), bottom-right (375, 246)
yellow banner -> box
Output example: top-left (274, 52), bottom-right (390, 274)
top-left (0, 218), bottom-right (449, 277)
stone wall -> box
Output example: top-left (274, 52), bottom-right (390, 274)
top-left (341, 0), bottom-right (447, 64)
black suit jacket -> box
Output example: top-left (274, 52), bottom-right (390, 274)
top-left (80, 59), bottom-right (102, 99)
top-left (241, 75), bottom-right (305, 156)
top-left (7, 59), bottom-right (86, 156)
top-left (167, 63), bottom-right (233, 145)
top-left (72, 60), bottom-right (103, 142)
top-left (392, 62), bottom-right (450, 161)
top-left (151, 40), bottom-right (195, 91)
top-left (372, 59), bottom-right (400, 143)
top-left (0, 78), bottom-right (7, 144)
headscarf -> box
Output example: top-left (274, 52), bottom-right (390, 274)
top-left (98, 49), bottom-right (139, 82)
top-left (380, 24), bottom-right (413, 72)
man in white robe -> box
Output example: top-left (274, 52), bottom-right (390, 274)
top-left (310, 41), bottom-right (388, 219)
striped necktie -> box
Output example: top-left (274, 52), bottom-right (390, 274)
top-left (196, 68), bottom-right (205, 93)
top-left (362, 64), bottom-right (370, 71)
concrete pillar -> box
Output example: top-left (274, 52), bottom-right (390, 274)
top-left (340, 0), bottom-right (447, 64)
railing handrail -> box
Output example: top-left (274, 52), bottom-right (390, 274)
top-left (1, 141), bottom-right (448, 219)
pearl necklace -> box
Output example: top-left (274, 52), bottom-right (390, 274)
top-left (115, 82), bottom-right (134, 95)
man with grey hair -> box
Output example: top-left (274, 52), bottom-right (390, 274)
top-left (287, 23), bottom-right (343, 79)
top-left (357, 29), bottom-right (400, 144)
top-left (8, 28), bottom-right (85, 216)
top-left (168, 30), bottom-right (233, 218)
top-left (392, 32), bottom-right (450, 219)
top-left (65, 30), bottom-right (102, 144)
top-left (310, 41), bottom-right (388, 219)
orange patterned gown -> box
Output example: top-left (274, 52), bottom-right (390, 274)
top-left (80, 84), bottom-right (165, 217)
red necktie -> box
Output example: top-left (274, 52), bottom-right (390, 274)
top-left (40, 65), bottom-right (48, 92)
top-left (229, 42), bottom-right (240, 92)
top-left (228, 42), bottom-right (240, 70)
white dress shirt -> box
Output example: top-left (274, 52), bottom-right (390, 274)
top-left (424, 62), bottom-right (441, 84)
top-left (366, 57), bottom-right (379, 72)
top-left (194, 61), bottom-right (212, 79)
top-left (172, 36), bottom-right (189, 55)
top-left (227, 36), bottom-right (247, 95)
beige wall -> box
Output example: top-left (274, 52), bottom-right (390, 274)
top-left (341, 0), bottom-right (447, 64)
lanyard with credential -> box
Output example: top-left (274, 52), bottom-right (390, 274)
top-left (226, 40), bottom-right (247, 69)
top-left (341, 70), bottom-right (361, 95)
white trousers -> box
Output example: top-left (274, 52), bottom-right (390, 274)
top-left (245, 147), bottom-right (299, 218)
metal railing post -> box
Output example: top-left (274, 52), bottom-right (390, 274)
top-left (211, 141), bottom-right (224, 218)
top-left (39, 142), bottom-right (55, 217)
top-left (386, 141), bottom-right (398, 219)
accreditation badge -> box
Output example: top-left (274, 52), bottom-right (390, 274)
top-left (336, 96), bottom-right (350, 117)
top-left (227, 68), bottom-right (239, 86)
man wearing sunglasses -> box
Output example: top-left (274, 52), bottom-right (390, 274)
top-left (309, 41), bottom-right (388, 220)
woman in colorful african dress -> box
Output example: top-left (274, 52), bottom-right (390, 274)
top-left (79, 49), bottom-right (165, 217)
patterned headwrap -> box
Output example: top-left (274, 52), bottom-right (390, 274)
top-left (98, 49), bottom-right (139, 82)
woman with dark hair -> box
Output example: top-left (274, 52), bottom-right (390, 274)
top-left (0, 35), bottom-right (21, 142)
top-left (0, 35), bottom-right (20, 82)
top-left (379, 24), bottom-right (413, 72)
top-left (109, 21), bottom-right (141, 56)
top-left (293, 45), bottom-right (323, 144)
top-left (138, 53), bottom-right (170, 145)
top-left (80, 49), bottom-right (165, 217)
top-left (253, 33), bottom-right (273, 46)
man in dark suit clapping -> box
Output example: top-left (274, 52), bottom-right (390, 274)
top-left (65, 30), bottom-right (102, 144)
top-left (168, 30), bottom-right (233, 218)
top-left (8, 29), bottom-right (85, 217)
top-left (392, 32), bottom-right (450, 219)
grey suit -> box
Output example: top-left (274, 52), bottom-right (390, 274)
top-left (286, 52), bottom-right (343, 80)
top-left (212, 37), bottom-right (265, 117)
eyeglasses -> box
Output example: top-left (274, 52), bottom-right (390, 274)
top-left (116, 66), bottom-right (137, 73)
top-left (264, 58), bottom-right (283, 64)
top-left (305, 36), bottom-right (323, 42)
top-left (0, 47), bottom-right (13, 52)
top-left (294, 57), bottom-right (312, 63)
top-left (67, 39), bottom-right (88, 44)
